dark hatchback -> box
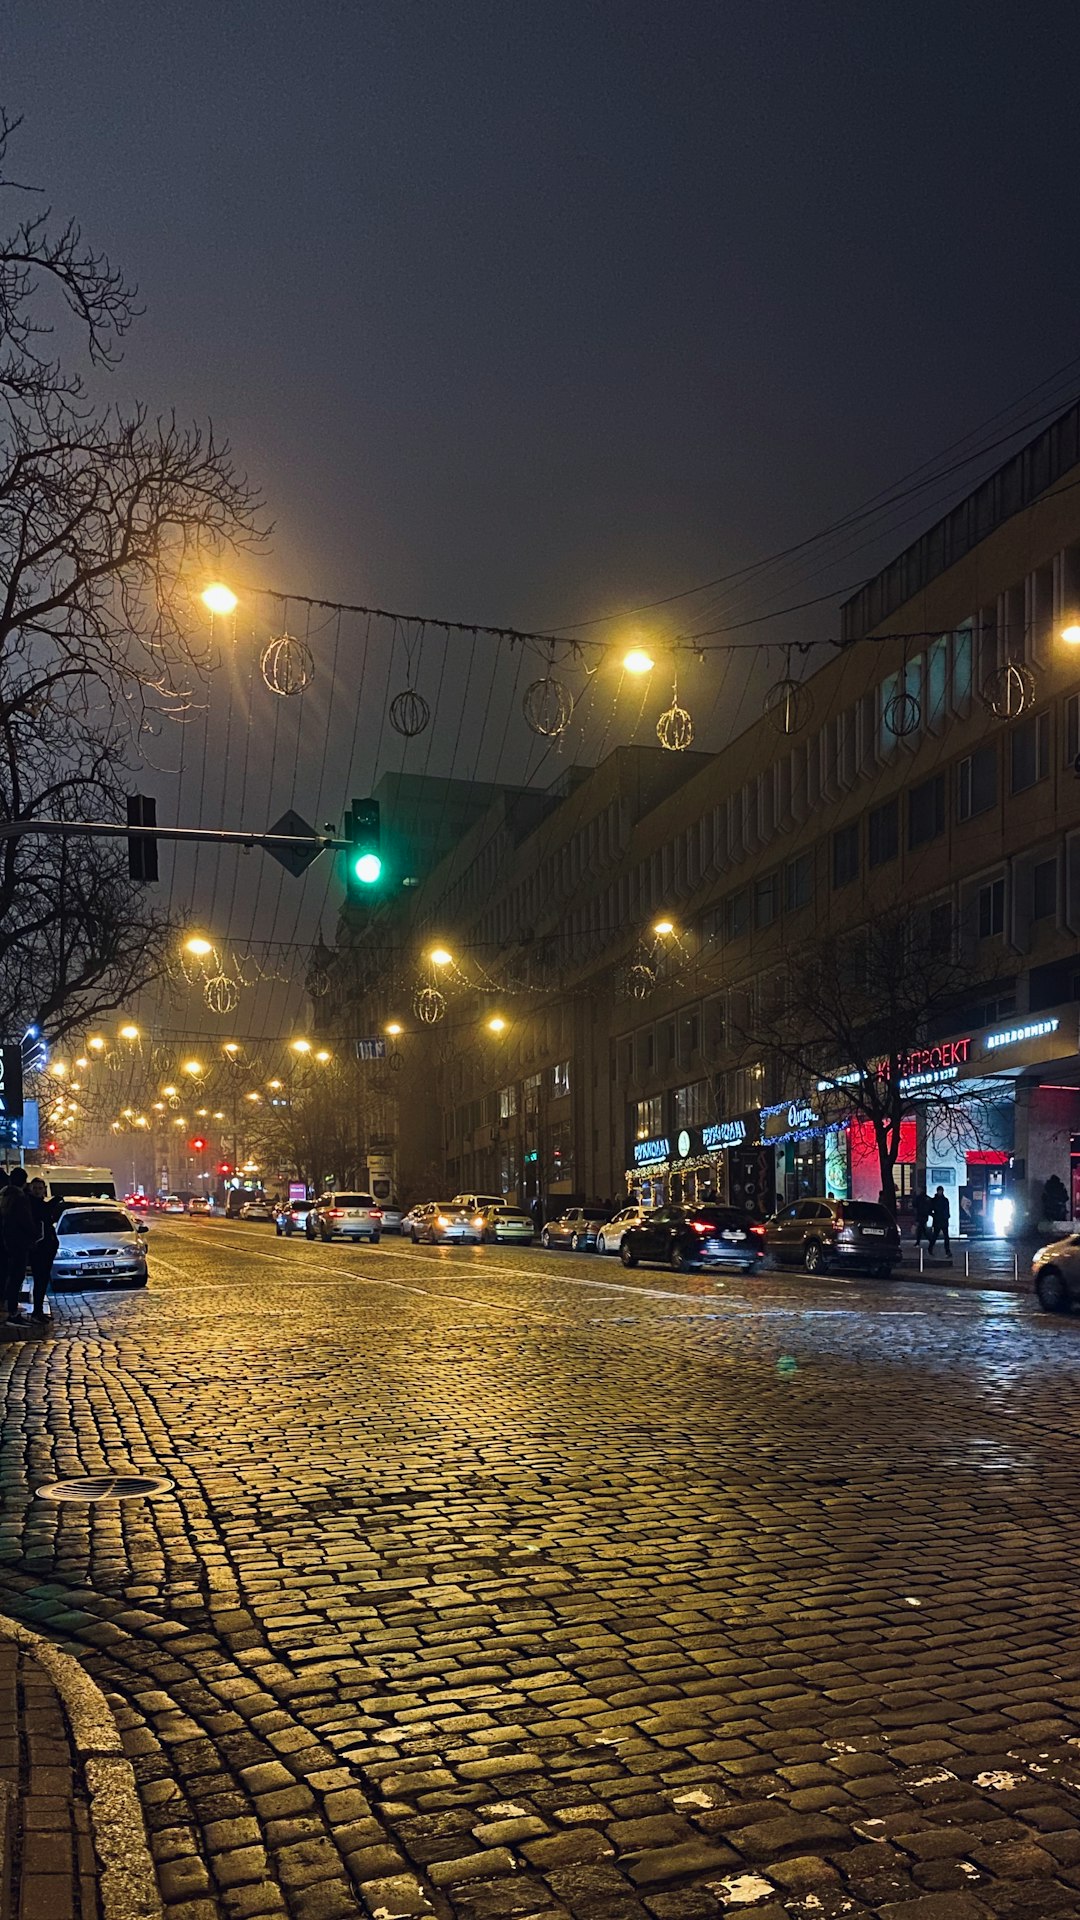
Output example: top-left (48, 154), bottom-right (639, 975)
top-left (765, 1198), bottom-right (901, 1275)
top-left (620, 1203), bottom-right (766, 1273)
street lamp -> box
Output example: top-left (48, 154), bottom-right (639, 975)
top-left (162, 1085), bottom-right (178, 1098)
top-left (223, 1042), bottom-right (240, 1058)
top-left (119, 1024), bottom-right (140, 1041)
top-left (429, 947), bottom-right (453, 967)
top-left (201, 583), bottom-right (238, 616)
top-left (291, 1038), bottom-right (311, 1055)
top-left (1062, 623), bottom-right (1080, 646)
top-left (87, 1036), bottom-right (105, 1052)
top-left (314, 1049), bottom-right (331, 1063)
top-left (486, 1016), bottom-right (507, 1034)
top-left (184, 935), bottom-right (214, 957)
top-left (623, 647), bottom-right (654, 675)
top-left (653, 919), bottom-right (675, 936)
top-left (385, 1021), bottom-right (403, 1036)
top-left (183, 1059), bottom-right (203, 1077)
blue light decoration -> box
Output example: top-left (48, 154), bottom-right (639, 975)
top-left (21, 1025), bottom-right (48, 1074)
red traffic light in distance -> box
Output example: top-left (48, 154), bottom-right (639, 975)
top-left (44, 1139), bottom-right (57, 1156)
top-left (217, 1161), bottom-right (232, 1176)
top-left (189, 1135), bottom-right (207, 1152)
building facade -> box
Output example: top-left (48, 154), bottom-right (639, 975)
top-left (328, 401), bottom-right (1080, 1232)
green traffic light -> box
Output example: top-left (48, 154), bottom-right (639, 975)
top-left (354, 852), bottom-right (382, 884)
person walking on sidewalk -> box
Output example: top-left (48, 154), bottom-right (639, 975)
top-left (912, 1188), bottom-right (932, 1244)
top-left (928, 1185), bottom-right (952, 1260)
top-left (27, 1176), bottom-right (59, 1324)
top-left (1, 1168), bottom-right (36, 1322)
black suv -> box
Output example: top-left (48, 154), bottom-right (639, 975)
top-left (620, 1203), bottom-right (767, 1273)
top-left (765, 1198), bottom-right (901, 1276)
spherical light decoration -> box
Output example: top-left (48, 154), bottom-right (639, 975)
top-left (656, 699), bottom-right (694, 752)
top-left (389, 688), bottom-right (431, 737)
top-left (627, 963), bottom-right (656, 1000)
top-left (764, 677), bottom-right (812, 735)
top-left (883, 688), bottom-right (922, 738)
top-left (413, 985), bottom-right (447, 1025)
top-left (204, 973), bottom-right (240, 1016)
top-left (981, 660), bottom-right (1036, 720)
top-left (523, 676), bottom-right (574, 739)
top-left (260, 632), bottom-right (314, 697)
top-left (388, 1049), bottom-right (404, 1073)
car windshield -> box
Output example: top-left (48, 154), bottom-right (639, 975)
top-left (334, 1193), bottom-right (373, 1206)
top-left (581, 1208), bottom-right (609, 1221)
top-left (60, 1210), bottom-right (134, 1235)
top-left (839, 1202), bottom-right (893, 1224)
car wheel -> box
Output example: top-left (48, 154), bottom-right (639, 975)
top-left (541, 1229), bottom-right (551, 1248)
top-left (596, 1232), bottom-right (607, 1255)
top-left (804, 1239), bottom-right (825, 1274)
top-left (620, 1239), bottom-right (638, 1268)
top-left (1036, 1266), bottom-right (1071, 1314)
top-left (570, 1232), bottom-right (582, 1251)
top-left (305, 1224), bottom-right (315, 1240)
top-left (669, 1244), bottom-right (689, 1273)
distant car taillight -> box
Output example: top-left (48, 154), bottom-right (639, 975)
top-left (370, 1209), bottom-right (383, 1219)
top-left (688, 1220), bottom-right (711, 1234)
top-left (749, 1222), bottom-right (766, 1236)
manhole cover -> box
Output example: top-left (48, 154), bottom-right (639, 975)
top-left (36, 1474), bottom-right (174, 1504)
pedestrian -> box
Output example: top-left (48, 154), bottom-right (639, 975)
top-left (912, 1188), bottom-right (932, 1244)
top-left (928, 1184), bottom-right (952, 1260)
top-left (27, 1177), bottom-right (59, 1325)
top-left (530, 1195), bottom-right (545, 1234)
top-left (1, 1168), bottom-right (36, 1323)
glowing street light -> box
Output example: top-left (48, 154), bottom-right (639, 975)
top-left (623, 647), bottom-right (654, 675)
top-left (1062, 623), bottom-right (1080, 646)
top-left (267, 1079), bottom-right (283, 1091)
top-left (314, 1049), bottom-right (331, 1063)
top-left (184, 936), bottom-right (214, 957)
top-left (87, 1036), bottom-right (106, 1052)
top-left (223, 1042), bottom-right (240, 1058)
top-left (119, 1024), bottom-right (140, 1041)
top-left (653, 919), bottom-right (675, 936)
top-left (486, 1016), bottom-right (507, 1034)
top-left (162, 1084), bottom-right (178, 1098)
top-left (429, 947), bottom-right (453, 967)
top-left (245, 1091), bottom-right (262, 1104)
top-left (49, 1061), bottom-right (67, 1078)
top-left (291, 1038), bottom-right (312, 1055)
top-left (75, 1056), bottom-right (89, 1070)
top-left (183, 1059), bottom-right (203, 1077)
top-left (385, 1022), bottom-right (403, 1036)
top-left (201, 583), bottom-right (238, 616)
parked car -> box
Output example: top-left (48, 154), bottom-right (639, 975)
top-left (374, 1201), bottom-right (403, 1233)
top-left (621, 1203), bottom-right (766, 1273)
top-left (1032, 1233), bottom-right (1080, 1312)
top-left (450, 1193), bottom-right (503, 1215)
top-left (417, 1203), bottom-right (482, 1245)
top-left (306, 1192), bottom-right (382, 1242)
top-left (52, 1205), bottom-right (149, 1289)
top-left (402, 1201), bottom-right (436, 1241)
top-left (239, 1200), bottom-right (273, 1222)
top-left (160, 1196), bottom-right (186, 1215)
top-left (540, 1206), bottom-right (611, 1251)
top-left (479, 1204), bottom-right (534, 1244)
top-left (595, 1204), bottom-right (651, 1254)
top-left (275, 1199), bottom-right (312, 1236)
top-left (765, 1197), bottom-right (901, 1275)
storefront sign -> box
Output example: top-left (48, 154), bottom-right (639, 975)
top-left (901, 1037), bottom-right (971, 1077)
top-left (983, 1017), bottom-right (1059, 1052)
top-left (899, 1064), bottom-right (960, 1092)
top-left (703, 1117), bottom-right (747, 1149)
top-left (676, 1129), bottom-right (692, 1158)
top-left (633, 1135), bottom-right (670, 1165)
top-left (760, 1100), bottom-right (823, 1144)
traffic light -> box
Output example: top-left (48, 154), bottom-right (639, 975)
top-left (217, 1161), bottom-right (232, 1177)
top-left (44, 1139), bottom-right (57, 1157)
top-left (126, 794), bottom-right (159, 882)
top-left (189, 1135), bottom-right (207, 1152)
top-left (344, 797), bottom-right (382, 900)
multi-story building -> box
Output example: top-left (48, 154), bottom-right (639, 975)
top-left (329, 399), bottom-right (1080, 1232)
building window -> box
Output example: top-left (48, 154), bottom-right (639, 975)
top-left (957, 743), bottom-right (997, 820)
top-left (926, 900), bottom-right (953, 955)
top-left (499, 1084), bottom-right (517, 1120)
top-left (1010, 711), bottom-right (1050, 793)
top-left (634, 1095), bottom-right (663, 1139)
top-left (1066, 692), bottom-right (1080, 768)
top-left (724, 888), bottom-right (750, 940)
top-left (832, 822), bottom-right (859, 889)
top-left (523, 1071), bottom-right (542, 1113)
top-left (551, 1060), bottom-right (570, 1099)
top-left (868, 797), bottom-right (898, 868)
top-left (977, 876), bottom-right (1005, 939)
top-left (783, 852), bottom-right (812, 911)
top-left (548, 1121), bottom-right (573, 1185)
top-left (678, 1008), bottom-right (700, 1060)
top-left (754, 871), bottom-right (779, 928)
top-left (674, 1081), bottom-right (711, 1128)
top-left (1033, 857), bottom-right (1058, 922)
top-left (909, 773), bottom-right (946, 848)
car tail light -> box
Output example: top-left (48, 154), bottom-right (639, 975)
top-left (370, 1209), bottom-right (383, 1219)
top-left (327, 1208), bottom-right (344, 1219)
top-left (688, 1220), bottom-right (711, 1234)
top-left (749, 1222), bottom-right (766, 1236)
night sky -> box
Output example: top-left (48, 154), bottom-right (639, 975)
top-left (7, 0), bottom-right (1080, 1062)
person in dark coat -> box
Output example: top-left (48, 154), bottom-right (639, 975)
top-left (28, 1177), bottom-right (59, 1323)
top-left (1, 1167), bottom-right (36, 1322)
top-left (928, 1185), bottom-right (952, 1259)
top-left (912, 1188), bottom-right (932, 1244)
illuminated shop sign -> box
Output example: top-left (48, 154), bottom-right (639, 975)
top-left (703, 1118), bottom-right (747, 1149)
top-left (984, 1017), bottom-right (1060, 1052)
top-left (817, 1036), bottom-right (972, 1096)
top-left (899, 1065), bottom-right (959, 1093)
top-left (759, 1100), bottom-right (823, 1143)
top-left (633, 1135), bottom-right (670, 1165)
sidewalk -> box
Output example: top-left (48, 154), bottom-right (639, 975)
top-left (0, 1614), bottom-right (160, 1920)
top-left (894, 1234), bottom-right (1029, 1291)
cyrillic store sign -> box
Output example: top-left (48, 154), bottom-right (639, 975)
top-left (984, 1017), bottom-right (1059, 1053)
top-left (703, 1118), bottom-right (747, 1149)
top-left (633, 1135), bottom-right (670, 1165)
top-left (759, 1099), bottom-right (822, 1144)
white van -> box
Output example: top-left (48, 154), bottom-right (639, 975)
top-left (21, 1164), bottom-right (117, 1205)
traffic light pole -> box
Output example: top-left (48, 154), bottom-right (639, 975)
top-left (0, 820), bottom-right (351, 855)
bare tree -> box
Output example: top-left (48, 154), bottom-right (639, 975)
top-left (0, 111), bottom-right (263, 1038)
top-left (741, 908), bottom-right (1006, 1209)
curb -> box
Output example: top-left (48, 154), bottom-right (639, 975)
top-left (0, 1611), bottom-right (162, 1920)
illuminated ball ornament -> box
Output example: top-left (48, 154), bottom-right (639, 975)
top-left (656, 678), bottom-right (694, 751)
top-left (204, 972), bottom-right (240, 1015)
top-left (981, 660), bottom-right (1036, 720)
top-left (523, 676), bottom-right (574, 739)
top-left (260, 632), bottom-right (314, 697)
top-left (413, 985), bottom-right (446, 1025)
top-left (627, 963), bottom-right (656, 1000)
top-left (764, 676), bottom-right (812, 736)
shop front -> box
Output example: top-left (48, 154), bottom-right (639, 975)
top-left (627, 1112), bottom-right (771, 1212)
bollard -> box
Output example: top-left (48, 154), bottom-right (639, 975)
top-left (965, 1248), bottom-right (970, 1279)
top-left (919, 1244), bottom-right (924, 1274)
top-left (1013, 1249), bottom-right (1019, 1284)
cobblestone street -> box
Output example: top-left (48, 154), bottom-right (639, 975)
top-left (3, 1223), bottom-right (1080, 1920)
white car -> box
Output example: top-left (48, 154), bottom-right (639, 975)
top-left (417, 1204), bottom-right (483, 1245)
top-left (306, 1191), bottom-right (382, 1242)
top-left (595, 1205), bottom-right (651, 1254)
top-left (373, 1201), bottom-right (403, 1232)
top-left (52, 1205), bottom-right (149, 1289)
top-left (160, 1196), bottom-right (186, 1215)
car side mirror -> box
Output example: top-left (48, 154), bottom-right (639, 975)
top-left (137, 1220), bottom-right (149, 1234)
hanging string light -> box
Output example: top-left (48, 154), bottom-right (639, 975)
top-left (260, 601), bottom-right (314, 696)
top-left (764, 645), bottom-right (813, 736)
top-left (204, 973), bottom-right (240, 1015)
top-left (413, 985), bottom-right (446, 1024)
top-left (389, 618), bottom-right (432, 737)
top-left (981, 659), bottom-right (1036, 720)
top-left (656, 673), bottom-right (694, 751)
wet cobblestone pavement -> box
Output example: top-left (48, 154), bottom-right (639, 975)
top-left (2, 1221), bottom-right (1080, 1920)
